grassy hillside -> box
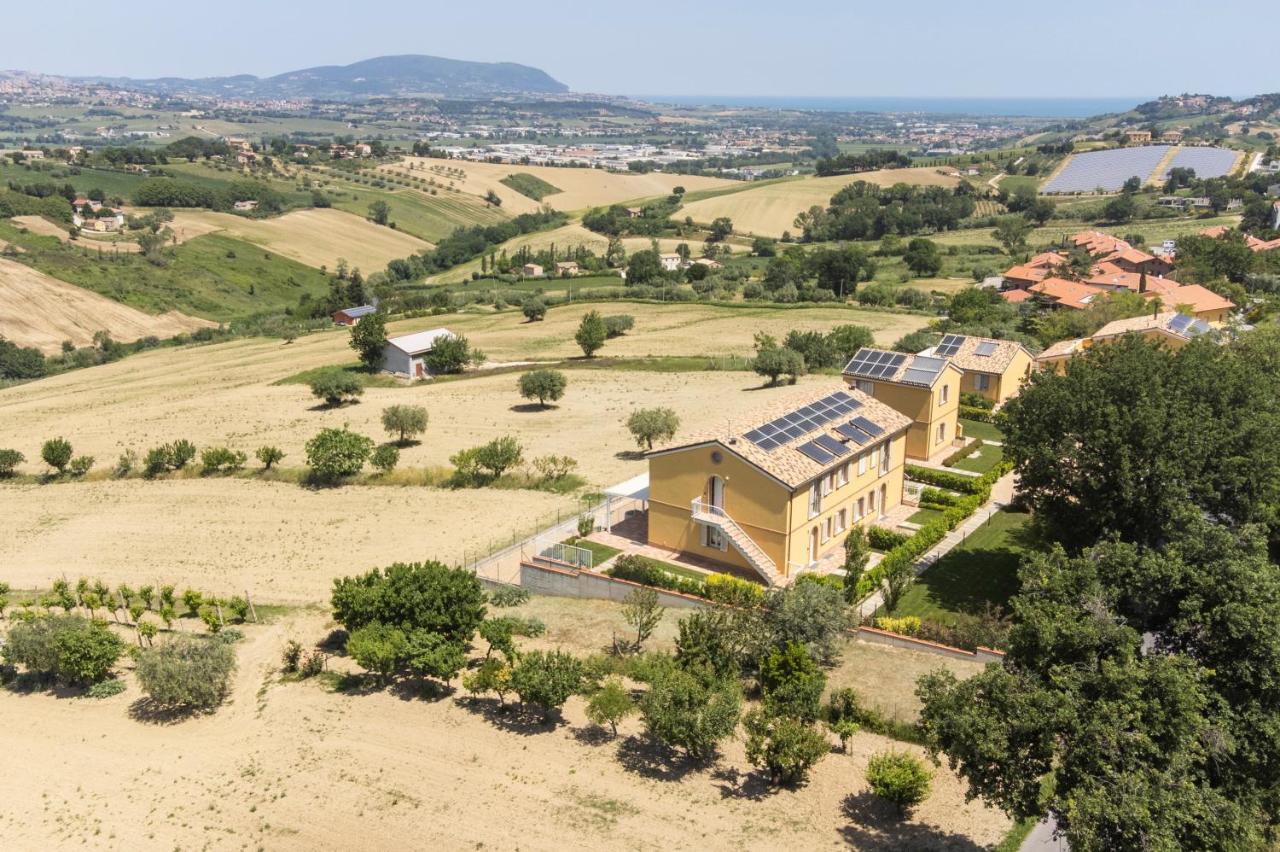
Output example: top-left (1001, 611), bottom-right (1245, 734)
top-left (0, 219), bottom-right (332, 320)
top-left (500, 173), bottom-right (562, 201)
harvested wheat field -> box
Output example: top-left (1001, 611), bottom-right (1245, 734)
top-left (677, 168), bottom-right (962, 238)
top-left (0, 605), bottom-right (1006, 851)
top-left (391, 157), bottom-right (736, 214)
top-left (168, 208), bottom-right (432, 272)
top-left (0, 257), bottom-right (216, 353)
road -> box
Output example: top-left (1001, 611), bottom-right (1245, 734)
top-left (1021, 818), bottom-right (1068, 851)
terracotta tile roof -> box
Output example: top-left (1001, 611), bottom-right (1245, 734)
top-left (1103, 247), bottom-right (1159, 266)
top-left (1002, 264), bottom-right (1051, 284)
top-left (1086, 267), bottom-right (1179, 294)
top-left (1200, 225), bottom-right (1232, 239)
top-left (649, 384), bottom-right (911, 490)
top-left (1001, 288), bottom-right (1032, 304)
top-left (923, 335), bottom-right (1031, 374)
top-left (1092, 311), bottom-right (1212, 341)
top-left (1151, 283), bottom-right (1235, 315)
top-left (1071, 230), bottom-right (1131, 256)
top-left (1028, 277), bottom-right (1108, 310)
top-left (1027, 251), bottom-right (1068, 269)
top-left (1248, 235), bottom-right (1280, 252)
top-left (1036, 338), bottom-right (1087, 361)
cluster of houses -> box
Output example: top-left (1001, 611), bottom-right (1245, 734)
top-left (519, 260), bottom-right (580, 278)
top-left (70, 197), bottom-right (125, 232)
top-left (999, 230), bottom-right (1237, 320)
top-left (645, 334), bottom-right (1036, 585)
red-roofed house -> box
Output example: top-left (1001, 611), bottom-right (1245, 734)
top-left (1027, 277), bottom-right (1108, 310)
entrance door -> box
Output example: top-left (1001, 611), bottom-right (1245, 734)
top-left (706, 475), bottom-right (724, 510)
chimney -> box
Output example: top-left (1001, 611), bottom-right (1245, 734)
top-left (1138, 271), bottom-right (1147, 294)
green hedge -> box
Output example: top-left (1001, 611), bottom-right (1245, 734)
top-left (960, 404), bottom-right (1007, 426)
top-left (941, 438), bottom-right (981, 468)
top-left (856, 461), bottom-right (1013, 599)
top-left (919, 487), bottom-right (961, 508)
top-left (867, 526), bottom-right (910, 551)
top-left (607, 554), bottom-right (706, 598)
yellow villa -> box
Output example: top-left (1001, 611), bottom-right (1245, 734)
top-left (1034, 311), bottom-right (1215, 373)
top-left (922, 334), bottom-right (1034, 406)
top-left (841, 348), bottom-right (962, 461)
top-left (646, 386), bottom-right (910, 585)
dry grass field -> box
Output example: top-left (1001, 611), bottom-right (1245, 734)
top-left (0, 257), bottom-right (215, 353)
top-left (389, 157), bottom-right (737, 214)
top-left (0, 603), bottom-right (1006, 851)
top-left (676, 168), bottom-right (962, 238)
top-left (0, 303), bottom-right (927, 597)
top-left (168, 209), bottom-right (432, 272)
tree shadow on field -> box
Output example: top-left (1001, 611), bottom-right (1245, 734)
top-left (615, 735), bottom-right (703, 782)
top-left (613, 450), bottom-right (646, 462)
top-left (307, 400), bottom-right (361, 412)
top-left (839, 792), bottom-right (985, 851)
top-left (711, 765), bottom-right (775, 801)
top-left (388, 677), bottom-right (454, 703)
top-left (571, 724), bottom-right (616, 747)
top-left (127, 697), bottom-right (208, 726)
top-left (455, 695), bottom-right (561, 736)
top-left (509, 402), bottom-right (556, 413)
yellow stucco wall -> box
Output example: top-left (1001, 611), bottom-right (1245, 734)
top-left (846, 368), bottom-right (961, 460)
top-left (647, 432), bottom-right (907, 579)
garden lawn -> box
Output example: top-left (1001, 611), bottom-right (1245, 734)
top-left (952, 441), bottom-right (1004, 474)
top-left (563, 536), bottom-right (621, 568)
top-left (960, 417), bottom-right (1004, 443)
top-left (889, 510), bottom-right (1031, 626)
top-left (906, 506), bottom-right (945, 526)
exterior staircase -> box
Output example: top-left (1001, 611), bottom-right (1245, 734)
top-left (690, 498), bottom-right (784, 587)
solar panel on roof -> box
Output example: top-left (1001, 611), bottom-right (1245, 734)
top-left (936, 334), bottom-right (965, 357)
top-left (1168, 314), bottom-right (1193, 333)
top-left (831, 391), bottom-right (852, 403)
top-left (852, 416), bottom-right (884, 437)
top-left (743, 429), bottom-right (766, 443)
top-left (756, 437), bottom-right (780, 450)
top-left (813, 434), bottom-right (850, 457)
top-left (795, 441), bottom-right (834, 464)
top-left (974, 341), bottom-right (999, 357)
top-left (836, 421), bottom-right (872, 445)
top-left (1189, 319), bottom-right (1211, 335)
top-left (782, 425), bottom-right (808, 439)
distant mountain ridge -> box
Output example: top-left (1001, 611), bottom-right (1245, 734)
top-left (73, 54), bottom-right (569, 100)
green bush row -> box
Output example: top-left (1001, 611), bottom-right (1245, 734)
top-left (856, 461), bottom-right (1013, 599)
top-left (959, 404), bottom-right (1005, 425)
top-left (606, 555), bottom-right (706, 598)
top-left (867, 526), bottom-right (911, 551)
top-left (940, 438), bottom-right (981, 468)
top-left (918, 487), bottom-right (961, 508)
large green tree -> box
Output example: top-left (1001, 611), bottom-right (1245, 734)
top-left (1002, 332), bottom-right (1280, 550)
top-left (349, 310), bottom-right (388, 370)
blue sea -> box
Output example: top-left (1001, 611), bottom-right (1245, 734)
top-left (636, 95), bottom-right (1147, 118)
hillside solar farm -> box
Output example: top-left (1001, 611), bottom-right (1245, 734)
top-left (1043, 144), bottom-right (1241, 193)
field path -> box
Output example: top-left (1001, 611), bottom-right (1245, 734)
top-left (0, 257), bottom-right (215, 353)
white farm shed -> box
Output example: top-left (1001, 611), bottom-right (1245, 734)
top-left (381, 328), bottom-right (454, 378)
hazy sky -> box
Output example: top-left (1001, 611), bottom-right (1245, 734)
top-left (6, 0), bottom-right (1269, 98)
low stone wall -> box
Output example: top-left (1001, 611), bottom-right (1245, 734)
top-left (855, 625), bottom-right (1006, 664)
top-left (519, 560), bottom-right (707, 610)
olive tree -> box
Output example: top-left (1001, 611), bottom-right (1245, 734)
top-left (517, 369), bottom-right (568, 408)
top-left (305, 427), bottom-right (374, 482)
top-left (135, 635), bottom-right (237, 711)
top-left (381, 404), bottom-right (428, 445)
top-left (626, 407), bottom-right (680, 450)
top-left (41, 437), bottom-right (73, 474)
top-left (866, 750), bottom-right (933, 817)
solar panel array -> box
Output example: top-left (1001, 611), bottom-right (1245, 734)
top-left (796, 432), bottom-right (854, 465)
top-left (935, 334), bottom-right (965, 357)
top-left (742, 391), bottom-right (862, 452)
top-left (974, 340), bottom-right (999, 357)
top-left (1168, 313), bottom-right (1212, 336)
top-left (1161, 146), bottom-right (1237, 181)
top-left (900, 355), bottom-right (949, 387)
top-left (1042, 146), bottom-right (1171, 193)
top-left (845, 349), bottom-right (907, 379)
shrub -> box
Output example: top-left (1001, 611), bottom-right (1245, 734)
top-left (874, 615), bottom-right (922, 636)
top-left (586, 677), bottom-right (636, 736)
top-left (867, 526), bottom-right (910, 551)
top-left (114, 449), bottom-right (137, 477)
top-left (86, 678), bottom-right (126, 699)
top-left (462, 657), bottom-right (513, 705)
top-left (255, 445), bottom-right (285, 469)
top-left (574, 310), bottom-right (608, 357)
top-left (2, 615), bottom-right (124, 684)
top-left (282, 640), bottom-right (303, 673)
top-left (621, 587), bottom-right (664, 652)
top-left (182, 589), bottom-right (203, 616)
top-left (866, 750), bottom-right (933, 817)
top-left (144, 440), bottom-right (197, 476)
top-left (743, 710), bottom-right (830, 786)
top-left (41, 437), bottom-right (73, 473)
top-left (381, 404), bottom-right (428, 445)
top-left (346, 623), bottom-right (407, 685)
top-left (0, 448), bottom-right (25, 476)
top-left (299, 649), bottom-right (326, 678)
top-left (823, 688), bottom-right (863, 752)
top-left (759, 641), bottom-right (827, 722)
top-left (404, 630), bottom-right (467, 685)
top-left (603, 314), bottom-right (634, 338)
top-left (607, 554), bottom-right (705, 598)
top-left (576, 514), bottom-right (594, 537)
top-left (474, 435), bottom-right (523, 478)
top-left (201, 447), bottom-right (247, 472)
top-left (305, 427), bottom-right (375, 482)
top-left (135, 635), bottom-right (237, 711)
top-left (517, 369), bottom-right (567, 407)
top-left (67, 455), bottom-right (94, 477)
top-left (639, 665), bottom-right (741, 761)
top-left (918, 487), bottom-right (960, 507)
top-left (626, 407), bottom-right (680, 451)
top-left (168, 439), bottom-right (196, 469)
top-left (226, 596), bottom-right (250, 622)
top-left (331, 560), bottom-right (487, 643)
top-left (703, 573), bottom-right (764, 608)
top-left (521, 298), bottom-right (547, 321)
top-left (309, 369), bottom-right (364, 407)
top-left (199, 605), bottom-right (222, 633)
top-left (370, 444), bottom-right (400, 473)
top-left (941, 438), bottom-right (981, 468)
top-left (511, 650), bottom-right (584, 720)
top-left (488, 585), bottom-right (529, 608)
